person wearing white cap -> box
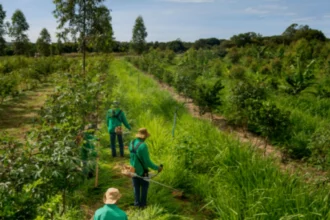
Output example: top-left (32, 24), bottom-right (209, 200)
top-left (93, 188), bottom-right (127, 220)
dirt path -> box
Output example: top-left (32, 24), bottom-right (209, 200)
top-left (0, 84), bottom-right (53, 141)
top-left (138, 68), bottom-right (329, 184)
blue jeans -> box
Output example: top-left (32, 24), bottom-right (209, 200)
top-left (132, 177), bottom-right (149, 207)
top-left (110, 132), bottom-right (124, 157)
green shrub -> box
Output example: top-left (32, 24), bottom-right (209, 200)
top-left (229, 66), bottom-right (246, 80)
top-left (308, 125), bottom-right (330, 169)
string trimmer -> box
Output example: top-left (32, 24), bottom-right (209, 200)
top-left (121, 164), bottom-right (184, 198)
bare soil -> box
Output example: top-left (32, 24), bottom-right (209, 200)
top-left (0, 84), bottom-right (53, 141)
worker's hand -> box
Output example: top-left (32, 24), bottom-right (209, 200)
top-left (158, 164), bottom-right (163, 172)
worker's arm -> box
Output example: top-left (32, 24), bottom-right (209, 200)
top-left (140, 145), bottom-right (159, 171)
top-left (120, 111), bottom-right (131, 130)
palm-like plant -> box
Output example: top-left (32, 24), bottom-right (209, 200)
top-left (285, 57), bottom-right (315, 95)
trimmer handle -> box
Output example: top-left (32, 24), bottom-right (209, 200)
top-left (160, 164), bottom-right (163, 168)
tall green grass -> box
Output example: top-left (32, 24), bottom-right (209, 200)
top-left (109, 59), bottom-right (330, 219)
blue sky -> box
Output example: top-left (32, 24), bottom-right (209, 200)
top-left (1, 0), bottom-right (330, 42)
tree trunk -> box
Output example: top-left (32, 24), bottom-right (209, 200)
top-left (82, 0), bottom-right (86, 75)
top-left (61, 189), bottom-right (66, 215)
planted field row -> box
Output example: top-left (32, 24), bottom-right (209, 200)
top-left (126, 42), bottom-right (330, 170)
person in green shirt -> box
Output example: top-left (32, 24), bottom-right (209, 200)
top-left (93, 188), bottom-right (128, 220)
top-left (81, 124), bottom-right (98, 178)
top-left (129, 128), bottom-right (163, 208)
top-left (106, 101), bottom-right (131, 157)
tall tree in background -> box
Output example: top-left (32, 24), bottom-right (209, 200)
top-left (36, 28), bottom-right (52, 56)
top-left (56, 37), bottom-right (63, 55)
top-left (90, 5), bottom-right (113, 52)
top-left (0, 4), bottom-right (6, 55)
top-left (8, 10), bottom-right (29, 55)
top-left (53, 0), bottom-right (112, 73)
top-left (131, 16), bottom-right (147, 54)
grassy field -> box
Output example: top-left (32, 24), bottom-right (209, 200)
top-left (76, 59), bottom-right (330, 219)
top-left (1, 56), bottom-right (330, 219)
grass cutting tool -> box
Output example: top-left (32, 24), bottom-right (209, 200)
top-left (121, 164), bottom-right (184, 198)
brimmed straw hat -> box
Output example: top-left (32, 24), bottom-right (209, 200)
top-left (135, 128), bottom-right (150, 139)
top-left (103, 188), bottom-right (121, 204)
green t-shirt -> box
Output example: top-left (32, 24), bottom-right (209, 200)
top-left (106, 109), bottom-right (131, 133)
top-left (81, 132), bottom-right (97, 161)
top-left (94, 204), bottom-right (127, 220)
top-left (129, 138), bottom-right (159, 176)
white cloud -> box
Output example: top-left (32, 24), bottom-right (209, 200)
top-left (291, 17), bottom-right (316, 22)
top-left (245, 7), bottom-right (269, 15)
top-left (244, 4), bottom-right (294, 17)
top-left (261, 5), bottom-right (287, 10)
top-left (284, 12), bottom-right (297, 16)
top-left (162, 0), bottom-right (214, 3)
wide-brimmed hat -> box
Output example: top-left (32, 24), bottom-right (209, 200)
top-left (103, 188), bottom-right (121, 204)
top-left (135, 128), bottom-right (150, 139)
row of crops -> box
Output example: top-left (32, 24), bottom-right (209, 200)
top-left (1, 54), bottom-right (330, 219)
top-left (0, 56), bottom-right (75, 103)
top-left (100, 59), bottom-right (330, 219)
top-left (0, 56), bottom-right (116, 219)
top-left (126, 39), bottom-right (330, 170)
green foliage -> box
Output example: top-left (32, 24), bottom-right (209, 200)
top-left (229, 65), bottom-right (246, 80)
top-left (0, 73), bottom-right (18, 103)
top-left (167, 39), bottom-right (186, 53)
top-left (247, 101), bottom-right (291, 141)
top-left (113, 60), bottom-right (330, 219)
top-left (53, 0), bottom-right (112, 71)
top-left (36, 28), bottom-right (52, 56)
top-left (131, 16), bottom-right (148, 54)
top-left (0, 56), bottom-right (114, 219)
top-left (8, 10), bottom-right (30, 55)
top-left (308, 125), bottom-right (330, 169)
top-left (230, 32), bottom-right (261, 47)
top-left (227, 47), bottom-right (240, 63)
top-left (0, 4), bottom-right (6, 55)
top-left (285, 58), bottom-right (315, 95)
top-left (192, 77), bottom-right (224, 116)
top-left (88, 5), bottom-right (114, 52)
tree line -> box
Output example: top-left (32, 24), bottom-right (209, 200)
top-left (0, 2), bottom-right (329, 57)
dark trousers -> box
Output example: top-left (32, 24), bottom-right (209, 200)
top-left (132, 177), bottom-right (149, 207)
top-left (110, 132), bottom-right (124, 157)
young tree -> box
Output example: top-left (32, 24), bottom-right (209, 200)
top-left (55, 37), bottom-right (63, 55)
top-left (36, 28), bottom-right (52, 56)
top-left (89, 5), bottom-right (113, 52)
top-left (53, 0), bottom-right (112, 73)
top-left (8, 9), bottom-right (29, 55)
top-left (131, 16), bottom-right (148, 54)
top-left (0, 4), bottom-right (6, 55)
top-left (193, 78), bottom-right (224, 119)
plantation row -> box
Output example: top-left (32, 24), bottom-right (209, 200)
top-left (126, 38), bottom-right (330, 170)
top-left (0, 56), bottom-right (75, 103)
top-left (99, 59), bottom-right (330, 219)
top-left (0, 56), bottom-right (115, 219)
top-left (1, 56), bottom-right (330, 219)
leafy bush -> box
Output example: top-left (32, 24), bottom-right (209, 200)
top-left (0, 74), bottom-right (19, 103)
top-left (247, 101), bottom-right (291, 141)
top-left (285, 58), bottom-right (315, 95)
top-left (227, 47), bottom-right (240, 63)
top-left (229, 66), bottom-right (246, 80)
top-left (192, 77), bottom-right (224, 116)
top-left (308, 125), bottom-right (330, 169)
top-left (259, 64), bottom-right (272, 75)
